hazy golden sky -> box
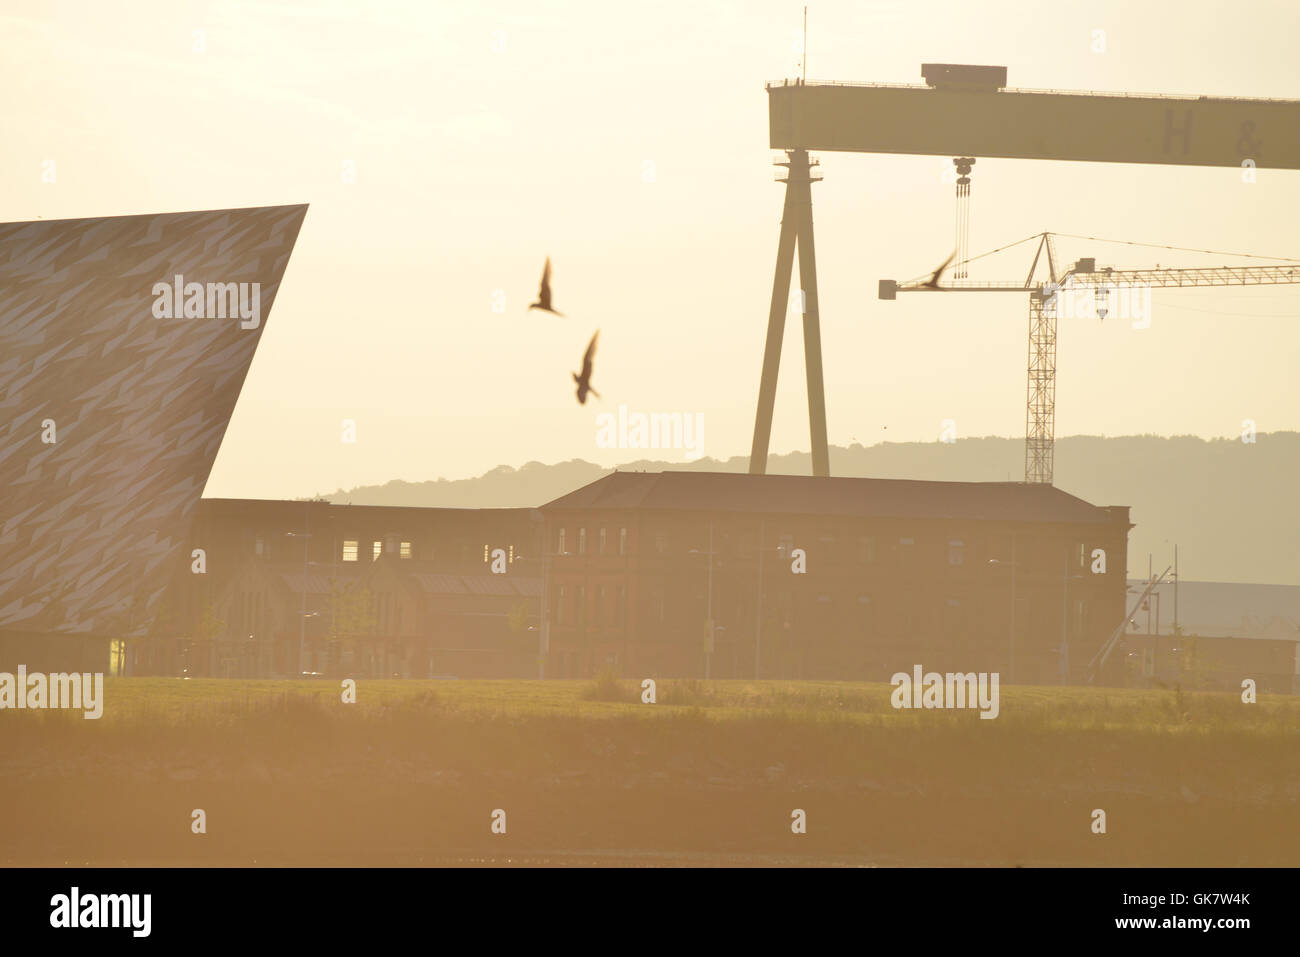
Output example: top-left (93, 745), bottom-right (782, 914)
top-left (4, 0), bottom-right (1299, 499)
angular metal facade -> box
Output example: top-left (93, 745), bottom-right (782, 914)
top-left (0, 204), bottom-right (307, 637)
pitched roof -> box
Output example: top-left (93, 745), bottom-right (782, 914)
top-left (540, 470), bottom-right (1126, 525)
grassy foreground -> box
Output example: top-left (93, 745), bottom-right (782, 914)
top-left (3, 677), bottom-right (1298, 866)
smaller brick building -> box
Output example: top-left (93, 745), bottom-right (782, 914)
top-left (539, 471), bottom-right (1133, 683)
top-left (130, 499), bottom-right (543, 678)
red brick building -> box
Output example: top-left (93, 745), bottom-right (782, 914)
top-left (132, 499), bottom-right (543, 678)
top-left (539, 471), bottom-right (1132, 684)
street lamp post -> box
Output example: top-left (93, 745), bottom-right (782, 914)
top-left (755, 519), bottom-right (764, 680)
top-left (689, 520), bottom-right (716, 679)
top-left (706, 521), bottom-right (713, 679)
top-left (287, 525), bottom-right (312, 675)
top-left (537, 547), bottom-right (571, 680)
top-left (1061, 550), bottom-right (1087, 686)
top-left (988, 534), bottom-right (1018, 683)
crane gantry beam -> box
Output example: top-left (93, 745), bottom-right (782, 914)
top-left (768, 79), bottom-right (1300, 169)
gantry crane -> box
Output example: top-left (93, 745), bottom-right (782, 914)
top-left (879, 232), bottom-right (1300, 484)
top-left (749, 63), bottom-right (1300, 477)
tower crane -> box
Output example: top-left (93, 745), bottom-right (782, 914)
top-left (878, 232), bottom-right (1300, 484)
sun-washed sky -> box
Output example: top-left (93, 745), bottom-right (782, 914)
top-left (3, 0), bottom-right (1299, 499)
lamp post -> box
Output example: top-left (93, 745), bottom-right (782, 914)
top-left (536, 547), bottom-right (571, 679)
top-left (689, 520), bottom-right (716, 679)
top-left (1061, 550), bottom-right (1086, 685)
top-left (752, 521), bottom-right (794, 680)
top-left (988, 534), bottom-right (1018, 683)
top-left (755, 519), bottom-right (765, 680)
top-left (286, 528), bottom-right (312, 675)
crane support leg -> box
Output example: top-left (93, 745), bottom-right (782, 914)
top-left (749, 148), bottom-right (830, 477)
top-left (1025, 290), bottom-right (1058, 484)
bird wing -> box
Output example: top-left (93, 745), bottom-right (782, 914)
top-left (928, 249), bottom-right (957, 286)
top-left (583, 331), bottom-right (599, 372)
top-left (538, 257), bottom-right (552, 299)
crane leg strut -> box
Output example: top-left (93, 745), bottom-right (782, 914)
top-left (750, 148), bottom-right (830, 477)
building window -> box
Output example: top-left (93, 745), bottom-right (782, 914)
top-left (948, 539), bottom-right (965, 566)
top-left (342, 540), bottom-right (359, 562)
top-left (372, 540), bottom-right (382, 561)
top-left (575, 586), bottom-right (586, 627)
top-left (858, 594), bottom-right (873, 633)
top-left (619, 527), bottom-right (627, 556)
top-left (655, 530), bottom-right (667, 555)
top-left (554, 585), bottom-right (565, 625)
top-left (596, 584), bottom-right (605, 625)
top-left (778, 533), bottom-right (794, 559)
top-left (859, 536), bottom-right (876, 563)
top-left (254, 536), bottom-right (266, 558)
top-left (1077, 542), bottom-right (1087, 568)
top-left (616, 585), bottom-right (626, 626)
top-left (400, 541), bottom-right (412, 559)
top-left (599, 527), bottom-right (607, 555)
top-left (899, 536), bottom-right (915, 546)
top-left (578, 528), bottom-right (587, 554)
top-left (557, 527), bottom-right (566, 554)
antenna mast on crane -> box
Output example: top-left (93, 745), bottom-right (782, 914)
top-left (802, 7), bottom-right (807, 84)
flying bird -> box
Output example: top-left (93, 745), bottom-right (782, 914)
top-left (572, 331), bottom-right (600, 404)
top-left (529, 257), bottom-right (564, 315)
top-left (922, 249), bottom-right (957, 289)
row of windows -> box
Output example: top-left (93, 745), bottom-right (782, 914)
top-left (339, 540), bottom-right (519, 563)
top-left (557, 531), bottom-right (1097, 571)
top-left (552, 583), bottom-right (627, 626)
top-left (256, 536), bottom-right (526, 564)
top-left (556, 526), bottom-right (628, 556)
top-left (340, 539), bottom-right (414, 562)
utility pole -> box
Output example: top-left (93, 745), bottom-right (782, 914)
top-left (755, 519), bottom-right (765, 680)
top-left (539, 549), bottom-right (549, 680)
top-left (1060, 550), bottom-right (1070, 685)
top-left (705, 520), bottom-right (714, 680)
top-left (989, 539), bottom-right (1017, 683)
top-left (1173, 544), bottom-right (1179, 634)
top-left (288, 504), bottom-right (312, 676)
top-left (1009, 535), bottom-right (1016, 683)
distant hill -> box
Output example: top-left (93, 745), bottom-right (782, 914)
top-left (320, 433), bottom-right (1300, 586)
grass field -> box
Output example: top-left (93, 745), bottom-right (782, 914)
top-left (4, 677), bottom-right (1298, 866)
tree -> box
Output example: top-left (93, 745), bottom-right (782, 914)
top-left (191, 600), bottom-right (225, 677)
top-left (325, 580), bottom-right (377, 676)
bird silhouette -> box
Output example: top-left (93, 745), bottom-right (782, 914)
top-left (922, 249), bottom-right (957, 289)
top-left (529, 257), bottom-right (564, 315)
top-left (572, 331), bottom-right (600, 404)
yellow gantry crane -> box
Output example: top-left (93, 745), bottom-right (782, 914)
top-left (879, 231), bottom-right (1300, 484)
top-left (748, 64), bottom-right (1300, 478)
